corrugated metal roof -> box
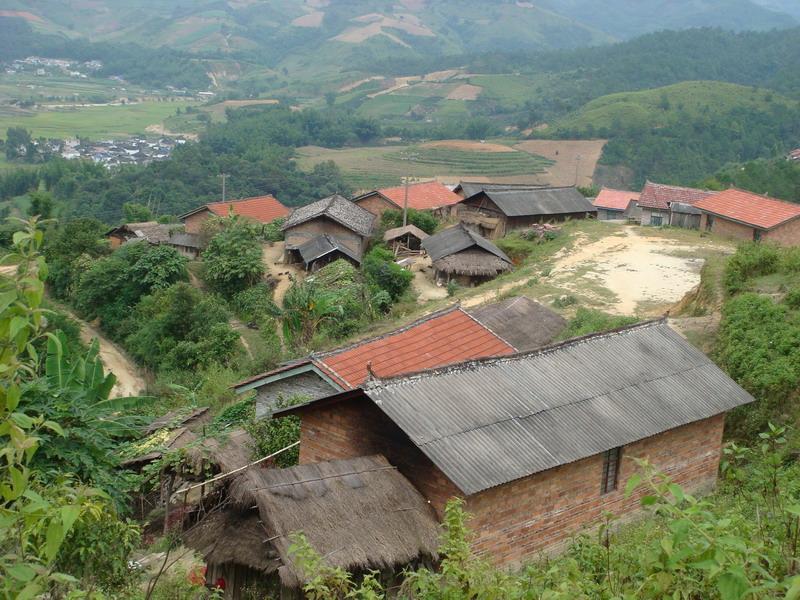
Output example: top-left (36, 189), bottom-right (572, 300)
top-left (456, 182), bottom-right (548, 198)
top-left (468, 296), bottom-right (566, 351)
top-left (422, 224), bottom-right (511, 263)
top-left (364, 321), bottom-right (754, 495)
top-left (476, 187), bottom-right (596, 217)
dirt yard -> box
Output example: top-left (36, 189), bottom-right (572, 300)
top-left (410, 255), bottom-right (449, 301)
top-left (421, 140), bottom-right (514, 152)
top-left (514, 139), bottom-right (607, 187)
top-left (262, 242), bottom-right (302, 307)
top-left (551, 225), bottom-right (728, 316)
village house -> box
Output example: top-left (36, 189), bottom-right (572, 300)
top-left (165, 232), bottom-right (204, 260)
top-left (456, 186), bottom-right (596, 239)
top-left (233, 303), bottom-right (520, 418)
top-left (593, 188), bottom-right (641, 221)
top-left (453, 181), bottom-right (548, 199)
top-left (422, 224), bottom-right (513, 285)
top-left (277, 320), bottom-right (754, 566)
top-left (179, 195), bottom-right (290, 234)
top-left (638, 181), bottom-right (714, 228)
top-left (694, 188), bottom-right (800, 245)
top-left (105, 221), bottom-right (182, 249)
top-left (183, 455), bottom-right (439, 599)
top-left (352, 181), bottom-right (462, 219)
top-left (281, 194), bottom-right (375, 266)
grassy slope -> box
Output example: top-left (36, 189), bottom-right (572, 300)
top-left (554, 81), bottom-right (798, 132)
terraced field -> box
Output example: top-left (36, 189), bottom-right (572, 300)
top-left (295, 142), bottom-right (554, 190)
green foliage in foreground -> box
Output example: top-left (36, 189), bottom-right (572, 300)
top-left (380, 208), bottom-right (440, 235)
top-left (291, 425), bottom-right (800, 599)
top-left (363, 246), bottom-right (413, 302)
top-left (0, 219), bottom-right (139, 597)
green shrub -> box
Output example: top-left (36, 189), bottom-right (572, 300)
top-left (784, 288), bottom-right (800, 309)
top-left (232, 283), bottom-right (280, 323)
top-left (724, 242), bottom-right (780, 295)
top-left (202, 220), bottom-right (265, 297)
top-left (380, 208), bottom-right (439, 235)
top-left (552, 294), bottom-right (578, 308)
top-left (495, 234), bottom-right (536, 263)
top-left (263, 217), bottom-right (286, 242)
top-left (447, 280), bottom-right (460, 297)
top-left (363, 246), bottom-right (413, 301)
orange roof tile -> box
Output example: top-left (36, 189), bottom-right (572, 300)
top-left (638, 182), bottom-right (714, 210)
top-left (317, 307), bottom-right (515, 388)
top-left (378, 181), bottom-right (462, 211)
top-left (205, 195), bottom-right (290, 223)
top-left (593, 188), bottom-right (640, 211)
top-left (694, 188), bottom-right (800, 230)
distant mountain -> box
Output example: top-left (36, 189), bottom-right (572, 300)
top-left (2, 0), bottom-right (795, 65)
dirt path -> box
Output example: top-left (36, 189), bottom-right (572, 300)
top-left (551, 226), bottom-right (707, 316)
top-left (0, 265), bottom-right (144, 396)
top-left (410, 256), bottom-right (448, 302)
top-left (78, 318), bottom-right (145, 398)
top-left (262, 242), bottom-right (303, 348)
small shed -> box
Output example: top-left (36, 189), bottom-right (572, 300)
top-left (383, 224), bottom-right (429, 255)
top-left (105, 222), bottom-right (182, 249)
top-left (183, 455), bottom-right (440, 599)
top-left (422, 224), bottom-right (512, 286)
top-left (669, 202), bottom-right (702, 230)
top-left (166, 232), bottom-right (204, 260)
top-left (296, 234), bottom-right (361, 271)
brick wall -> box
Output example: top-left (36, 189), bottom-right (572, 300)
top-left (701, 213), bottom-right (756, 242)
top-left (354, 194), bottom-right (397, 220)
top-left (284, 217), bottom-right (366, 257)
top-left (465, 414), bottom-right (725, 566)
top-left (765, 217), bottom-right (800, 246)
top-left (297, 398), bottom-right (459, 514)
top-left (183, 211), bottom-right (210, 235)
top-left (296, 398), bottom-right (726, 566)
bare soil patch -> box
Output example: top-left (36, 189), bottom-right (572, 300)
top-left (339, 76), bottom-right (385, 93)
top-left (217, 99), bottom-right (279, 109)
top-left (514, 139), bottom-right (606, 187)
top-left (551, 225), bottom-right (711, 316)
top-left (446, 84), bottom-right (482, 101)
top-left (334, 14), bottom-right (435, 44)
top-left (262, 242), bottom-right (302, 308)
top-left (0, 10), bottom-right (42, 21)
top-left (292, 11), bottom-right (324, 27)
top-left (410, 256), bottom-right (448, 302)
top-left (421, 140), bottom-right (514, 153)
top-left (423, 69), bottom-right (460, 82)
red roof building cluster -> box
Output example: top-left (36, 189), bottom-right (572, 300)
top-left (638, 182), bottom-right (714, 210)
top-left (377, 181), bottom-right (462, 211)
top-left (694, 188), bottom-right (800, 230)
top-left (203, 195), bottom-right (290, 223)
top-left (593, 188), bottom-right (641, 211)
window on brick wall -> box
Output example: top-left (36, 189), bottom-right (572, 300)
top-left (601, 447), bottom-right (622, 494)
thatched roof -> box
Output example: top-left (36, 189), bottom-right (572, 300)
top-left (145, 406), bottom-right (210, 435)
top-left (106, 222), bottom-right (183, 244)
top-left (222, 455), bottom-right (440, 588)
top-left (383, 224), bottom-right (429, 243)
top-left (183, 428), bottom-right (254, 474)
top-left (433, 248), bottom-right (512, 277)
top-left (468, 296), bottom-right (567, 351)
top-left (183, 510), bottom-right (280, 574)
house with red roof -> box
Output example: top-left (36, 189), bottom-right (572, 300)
top-left (638, 182), bottom-right (714, 229)
top-left (352, 181), bottom-right (462, 219)
top-left (694, 188), bottom-right (800, 246)
top-left (788, 148), bottom-right (800, 161)
top-left (234, 299), bottom-right (565, 419)
top-left (179, 195), bottom-right (290, 234)
top-left (593, 188), bottom-right (641, 221)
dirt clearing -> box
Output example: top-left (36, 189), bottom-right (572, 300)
top-left (421, 140), bottom-right (514, 153)
top-left (292, 11), bottom-right (324, 27)
top-left (514, 139), bottom-right (606, 187)
top-left (446, 84), bottom-right (482, 101)
top-left (79, 319), bottom-right (145, 397)
top-left (551, 225), bottom-right (727, 316)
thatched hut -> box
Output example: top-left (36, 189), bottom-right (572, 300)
top-left (383, 224), bottom-right (429, 255)
top-left (422, 224), bottom-right (512, 286)
top-left (184, 455), bottom-right (440, 599)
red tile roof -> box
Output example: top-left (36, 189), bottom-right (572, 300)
top-left (638, 182), bottom-right (714, 210)
top-left (593, 188), bottom-right (640, 211)
top-left (694, 188), bottom-right (800, 230)
top-left (204, 195), bottom-right (290, 223)
top-left (378, 181), bottom-right (462, 211)
top-left (316, 307), bottom-right (515, 388)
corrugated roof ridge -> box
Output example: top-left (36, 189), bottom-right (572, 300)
top-left (364, 317), bottom-right (666, 391)
top-left (314, 304), bottom-right (465, 360)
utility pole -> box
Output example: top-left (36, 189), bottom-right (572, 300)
top-left (219, 173), bottom-right (229, 202)
top-left (574, 155), bottom-right (581, 187)
top-left (403, 175), bottom-right (409, 227)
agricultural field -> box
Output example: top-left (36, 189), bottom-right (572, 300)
top-left (0, 99), bottom-right (198, 140)
top-left (0, 73), bottom-right (144, 105)
top-left (295, 140), bottom-right (555, 190)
